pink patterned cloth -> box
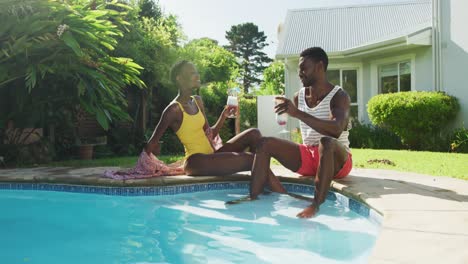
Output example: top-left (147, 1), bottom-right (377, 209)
top-left (205, 127), bottom-right (223, 151)
top-left (104, 151), bottom-right (185, 180)
top-left (104, 128), bottom-right (223, 180)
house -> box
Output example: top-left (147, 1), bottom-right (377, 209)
top-left (275, 0), bottom-right (468, 130)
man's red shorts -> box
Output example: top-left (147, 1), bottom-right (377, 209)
top-left (295, 144), bottom-right (352, 179)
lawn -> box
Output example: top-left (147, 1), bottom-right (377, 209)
top-left (47, 149), bottom-right (467, 180)
top-left (350, 148), bottom-right (468, 180)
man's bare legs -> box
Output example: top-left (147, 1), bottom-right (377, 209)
top-left (250, 137), bottom-right (302, 198)
top-left (249, 136), bottom-right (349, 218)
top-left (296, 136), bottom-right (349, 218)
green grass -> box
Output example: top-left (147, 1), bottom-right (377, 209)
top-left (351, 149), bottom-right (467, 180)
top-left (271, 148), bottom-right (468, 180)
top-left (42, 149), bottom-right (468, 180)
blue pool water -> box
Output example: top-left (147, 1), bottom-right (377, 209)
top-left (0, 187), bottom-right (380, 264)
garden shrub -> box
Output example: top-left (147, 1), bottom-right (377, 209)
top-left (199, 82), bottom-right (234, 140)
top-left (349, 122), bottom-right (402, 149)
top-left (367, 91), bottom-right (459, 150)
top-left (290, 128), bottom-right (302, 144)
top-left (200, 83), bottom-right (228, 115)
top-left (148, 129), bottom-right (184, 155)
top-left (108, 126), bottom-right (139, 156)
top-left (239, 97), bottom-right (257, 131)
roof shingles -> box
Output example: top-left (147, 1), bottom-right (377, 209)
top-left (277, 1), bottom-right (432, 57)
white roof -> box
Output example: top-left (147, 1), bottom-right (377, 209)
top-left (276, 1), bottom-right (432, 58)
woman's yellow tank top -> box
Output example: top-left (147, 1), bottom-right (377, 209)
top-left (174, 97), bottom-right (214, 159)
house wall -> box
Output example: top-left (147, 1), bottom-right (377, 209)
top-left (257, 95), bottom-right (292, 138)
top-left (283, 58), bottom-right (301, 132)
top-left (440, 0), bottom-right (468, 127)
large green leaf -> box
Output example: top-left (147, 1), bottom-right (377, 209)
top-left (25, 65), bottom-right (37, 91)
top-left (61, 31), bottom-right (83, 56)
top-left (96, 108), bottom-right (109, 130)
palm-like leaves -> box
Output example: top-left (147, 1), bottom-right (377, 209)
top-left (0, 0), bottom-right (145, 130)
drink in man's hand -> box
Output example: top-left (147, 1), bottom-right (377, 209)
top-left (275, 96), bottom-right (288, 126)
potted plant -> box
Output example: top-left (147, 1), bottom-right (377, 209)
top-left (76, 136), bottom-right (107, 160)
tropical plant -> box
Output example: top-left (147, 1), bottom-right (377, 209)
top-left (450, 127), bottom-right (468, 153)
top-left (0, 0), bottom-right (145, 132)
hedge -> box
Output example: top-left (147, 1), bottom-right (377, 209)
top-left (367, 91), bottom-right (459, 150)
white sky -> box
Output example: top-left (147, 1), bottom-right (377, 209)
top-left (158, 0), bottom-right (424, 58)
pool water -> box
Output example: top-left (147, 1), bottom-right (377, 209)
top-left (0, 189), bottom-right (379, 264)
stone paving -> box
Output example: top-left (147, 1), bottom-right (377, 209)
top-left (1, 166), bottom-right (467, 264)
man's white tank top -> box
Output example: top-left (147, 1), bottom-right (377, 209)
top-left (297, 86), bottom-right (350, 153)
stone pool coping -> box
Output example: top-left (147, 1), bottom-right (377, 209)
top-left (0, 165), bottom-right (467, 264)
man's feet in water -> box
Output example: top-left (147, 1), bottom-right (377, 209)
top-left (287, 192), bottom-right (314, 202)
top-left (225, 196), bottom-right (255, 205)
top-left (225, 190), bottom-right (275, 205)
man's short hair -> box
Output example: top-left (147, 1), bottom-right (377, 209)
top-left (300, 47), bottom-right (329, 71)
top-left (170, 60), bottom-right (190, 84)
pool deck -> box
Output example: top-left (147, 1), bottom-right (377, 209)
top-left (0, 166), bottom-right (467, 264)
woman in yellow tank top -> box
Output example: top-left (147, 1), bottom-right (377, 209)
top-left (144, 61), bottom-right (285, 193)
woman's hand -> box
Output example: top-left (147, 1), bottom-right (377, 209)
top-left (222, 105), bottom-right (235, 118)
top-left (144, 141), bottom-right (161, 156)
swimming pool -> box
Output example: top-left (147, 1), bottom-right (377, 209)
top-left (0, 182), bottom-right (380, 264)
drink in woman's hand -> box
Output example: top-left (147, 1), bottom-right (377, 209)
top-left (227, 95), bottom-right (238, 118)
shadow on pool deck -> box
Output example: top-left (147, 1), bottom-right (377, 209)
top-left (337, 175), bottom-right (468, 203)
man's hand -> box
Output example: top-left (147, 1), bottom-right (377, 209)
top-left (275, 97), bottom-right (300, 118)
top-left (296, 204), bottom-right (319, 218)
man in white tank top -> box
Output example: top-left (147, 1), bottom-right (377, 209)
top-left (249, 47), bottom-right (353, 218)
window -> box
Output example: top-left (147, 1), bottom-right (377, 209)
top-left (379, 61), bottom-right (411, 93)
top-left (327, 69), bottom-right (358, 119)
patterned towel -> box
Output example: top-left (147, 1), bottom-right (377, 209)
top-left (205, 127), bottom-right (223, 151)
top-left (104, 128), bottom-right (223, 180)
top-left (104, 151), bottom-right (185, 180)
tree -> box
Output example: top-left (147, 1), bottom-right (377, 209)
top-left (138, 0), bottom-right (162, 20)
top-left (257, 60), bottom-right (285, 95)
top-left (179, 38), bottom-right (239, 84)
top-left (225, 22), bottom-right (272, 93)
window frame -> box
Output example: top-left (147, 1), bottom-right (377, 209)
top-left (378, 61), bottom-right (412, 93)
top-left (327, 63), bottom-right (363, 121)
top-left (371, 54), bottom-right (416, 97)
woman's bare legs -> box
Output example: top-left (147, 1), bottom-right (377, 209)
top-left (184, 128), bottom-right (286, 193)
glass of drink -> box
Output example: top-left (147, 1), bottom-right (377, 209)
top-left (275, 96), bottom-right (289, 135)
top-left (227, 88), bottom-right (239, 118)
